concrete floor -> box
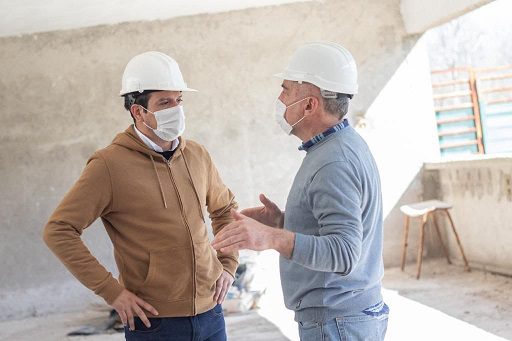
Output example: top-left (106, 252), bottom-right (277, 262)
top-left (1, 258), bottom-right (511, 341)
top-left (383, 258), bottom-right (512, 341)
top-left (0, 309), bottom-right (288, 341)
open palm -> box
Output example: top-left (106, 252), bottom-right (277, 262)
top-left (240, 194), bottom-right (284, 228)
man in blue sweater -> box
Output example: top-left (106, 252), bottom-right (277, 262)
top-left (212, 42), bottom-right (388, 340)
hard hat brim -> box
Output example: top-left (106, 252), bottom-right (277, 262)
top-left (273, 72), bottom-right (358, 95)
top-left (119, 87), bottom-right (198, 96)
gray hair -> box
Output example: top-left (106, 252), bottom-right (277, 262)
top-left (297, 82), bottom-right (352, 119)
top-left (322, 94), bottom-right (351, 119)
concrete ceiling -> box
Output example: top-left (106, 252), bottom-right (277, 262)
top-left (400, 0), bottom-right (493, 34)
top-left (0, 0), bottom-right (311, 37)
top-left (0, 0), bottom-right (493, 38)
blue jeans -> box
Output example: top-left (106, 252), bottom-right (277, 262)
top-left (124, 304), bottom-right (226, 341)
top-left (298, 303), bottom-right (389, 341)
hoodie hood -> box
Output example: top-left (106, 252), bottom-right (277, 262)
top-left (111, 125), bottom-right (187, 159)
top-left (109, 125), bottom-right (199, 210)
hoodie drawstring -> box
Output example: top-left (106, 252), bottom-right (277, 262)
top-left (182, 152), bottom-right (206, 222)
top-left (150, 154), bottom-right (168, 208)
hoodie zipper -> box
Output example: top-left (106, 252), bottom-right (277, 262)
top-left (166, 157), bottom-right (197, 315)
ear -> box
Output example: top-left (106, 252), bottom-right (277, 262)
top-left (130, 104), bottom-right (144, 122)
top-left (304, 96), bottom-right (320, 116)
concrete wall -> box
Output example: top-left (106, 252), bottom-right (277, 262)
top-left (381, 0), bottom-right (512, 268)
top-left (0, 0), bottom-right (418, 320)
top-left (357, 36), bottom-right (441, 267)
top-left (423, 157), bottom-right (512, 276)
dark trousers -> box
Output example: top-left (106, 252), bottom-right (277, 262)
top-left (124, 304), bottom-right (226, 341)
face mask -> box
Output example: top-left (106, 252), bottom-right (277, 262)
top-left (140, 105), bottom-right (186, 141)
top-left (274, 98), bottom-right (309, 135)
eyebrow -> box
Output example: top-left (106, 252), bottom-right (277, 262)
top-left (158, 96), bottom-right (181, 103)
top-left (281, 83), bottom-right (289, 90)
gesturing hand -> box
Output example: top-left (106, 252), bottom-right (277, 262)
top-left (214, 270), bottom-right (234, 304)
top-left (212, 210), bottom-right (275, 253)
top-left (111, 289), bottom-right (159, 331)
top-left (240, 194), bottom-right (284, 228)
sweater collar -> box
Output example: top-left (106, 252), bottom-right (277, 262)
top-left (298, 119), bottom-right (350, 151)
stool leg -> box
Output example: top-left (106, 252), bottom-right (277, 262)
top-left (444, 209), bottom-right (471, 272)
top-left (401, 215), bottom-right (410, 271)
top-left (416, 213), bottom-right (428, 279)
top-left (432, 211), bottom-right (452, 265)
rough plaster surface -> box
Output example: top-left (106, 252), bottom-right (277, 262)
top-left (0, 0), bottom-right (417, 321)
top-left (424, 156), bottom-right (512, 276)
top-left (1, 0), bottom-right (496, 322)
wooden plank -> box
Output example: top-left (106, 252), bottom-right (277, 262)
top-left (435, 103), bottom-right (474, 112)
top-left (440, 140), bottom-right (478, 149)
top-left (431, 67), bottom-right (470, 74)
top-left (438, 127), bottom-right (477, 137)
top-left (486, 97), bottom-right (512, 105)
top-left (474, 65), bottom-right (512, 73)
top-left (477, 73), bottom-right (512, 81)
top-left (480, 86), bottom-right (512, 94)
top-left (432, 79), bottom-right (470, 88)
top-left (469, 69), bottom-right (485, 153)
top-left (436, 115), bottom-right (475, 125)
top-left (433, 90), bottom-right (471, 99)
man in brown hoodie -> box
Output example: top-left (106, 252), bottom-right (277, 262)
top-left (43, 51), bottom-right (238, 341)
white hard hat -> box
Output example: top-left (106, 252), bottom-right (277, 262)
top-left (275, 41), bottom-right (358, 95)
top-left (120, 51), bottom-right (197, 96)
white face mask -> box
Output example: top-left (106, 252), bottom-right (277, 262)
top-left (140, 105), bottom-right (186, 142)
top-left (274, 98), bottom-right (309, 135)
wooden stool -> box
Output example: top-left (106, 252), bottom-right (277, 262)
top-left (400, 200), bottom-right (470, 279)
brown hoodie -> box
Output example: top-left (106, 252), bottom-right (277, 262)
top-left (43, 126), bottom-right (238, 317)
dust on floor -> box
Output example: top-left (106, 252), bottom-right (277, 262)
top-left (384, 258), bottom-right (512, 340)
top-left (1, 258), bottom-right (511, 341)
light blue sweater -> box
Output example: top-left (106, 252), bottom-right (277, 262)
top-left (281, 125), bottom-right (384, 322)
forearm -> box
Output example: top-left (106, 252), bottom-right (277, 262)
top-left (270, 228), bottom-right (295, 259)
top-left (290, 233), bottom-right (360, 274)
top-left (43, 222), bottom-right (124, 304)
top-left (212, 203), bottom-right (239, 276)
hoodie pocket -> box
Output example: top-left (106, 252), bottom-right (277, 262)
top-left (138, 246), bottom-right (193, 302)
top-left (194, 241), bottom-right (224, 298)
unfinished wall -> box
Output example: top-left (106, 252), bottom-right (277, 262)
top-left (357, 36), bottom-right (440, 267)
top-left (0, 0), bottom-right (418, 320)
top-left (423, 157), bottom-right (512, 276)
top-left (377, 0), bottom-right (512, 268)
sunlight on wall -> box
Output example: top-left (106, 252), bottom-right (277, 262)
top-left (357, 36), bottom-right (439, 218)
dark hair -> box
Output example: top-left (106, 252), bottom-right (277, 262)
top-left (123, 90), bottom-right (158, 122)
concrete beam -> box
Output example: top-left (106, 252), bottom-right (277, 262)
top-left (0, 0), bottom-right (311, 37)
top-left (400, 0), bottom-right (493, 34)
